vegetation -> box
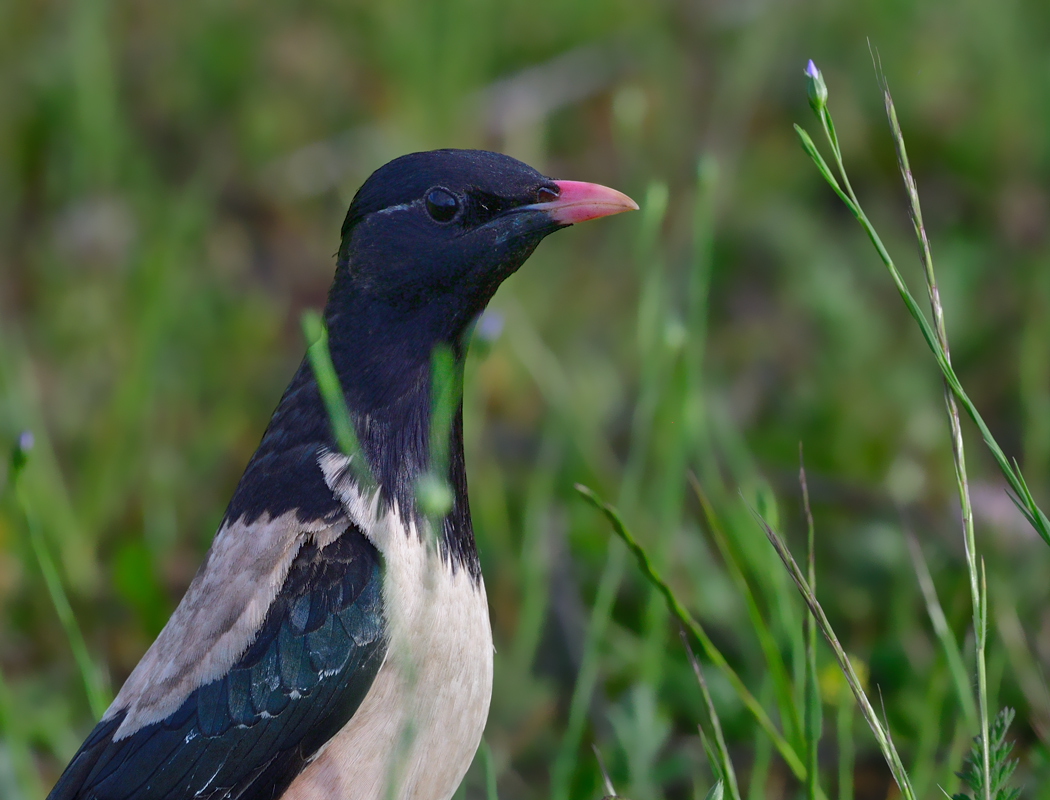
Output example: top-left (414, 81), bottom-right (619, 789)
top-left (3, 1), bottom-right (1050, 798)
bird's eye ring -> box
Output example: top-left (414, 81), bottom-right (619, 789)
top-left (425, 188), bottom-right (459, 223)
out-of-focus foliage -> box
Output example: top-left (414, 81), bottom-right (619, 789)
top-left (3, 0), bottom-right (1050, 798)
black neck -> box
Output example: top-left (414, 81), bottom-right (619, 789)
top-left (224, 299), bottom-right (479, 579)
top-left (323, 291), bottom-right (479, 578)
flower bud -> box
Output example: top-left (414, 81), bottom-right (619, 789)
top-left (805, 59), bottom-right (828, 114)
top-left (10, 429), bottom-right (34, 474)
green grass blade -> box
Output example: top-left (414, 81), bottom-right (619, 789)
top-left (904, 531), bottom-right (979, 729)
top-left (869, 66), bottom-right (992, 783)
top-left (703, 779), bottom-right (725, 800)
top-left (800, 456), bottom-right (823, 800)
top-left (575, 483), bottom-right (808, 783)
top-left (591, 743), bottom-right (617, 798)
top-left (301, 310), bottom-right (375, 491)
top-left (746, 680), bottom-right (774, 800)
top-left (793, 125), bottom-right (846, 204)
top-left (416, 343), bottom-right (462, 529)
top-left (750, 505), bottom-right (916, 800)
top-left (690, 476), bottom-right (803, 753)
top-left (683, 632), bottom-right (742, 800)
top-left (698, 727), bottom-right (721, 789)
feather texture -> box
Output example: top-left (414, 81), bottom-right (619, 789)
top-left (48, 528), bottom-right (386, 800)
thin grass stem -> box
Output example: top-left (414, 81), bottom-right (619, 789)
top-left (799, 452), bottom-right (822, 800)
top-left (690, 476), bottom-right (803, 753)
top-left (869, 57), bottom-right (990, 796)
top-left (745, 680), bottom-right (774, 800)
top-left (683, 631), bottom-right (742, 800)
top-left (751, 507), bottom-right (917, 800)
top-left (698, 726), bottom-right (720, 789)
top-left (904, 530), bottom-right (979, 729)
top-left (416, 344), bottom-right (462, 537)
top-left (575, 483), bottom-right (809, 783)
top-left (592, 744), bottom-right (617, 798)
top-left (976, 560), bottom-right (990, 800)
top-left (301, 311), bottom-right (375, 491)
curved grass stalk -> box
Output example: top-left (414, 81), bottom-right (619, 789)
top-left (575, 483), bottom-right (809, 784)
top-left (751, 507), bottom-right (917, 800)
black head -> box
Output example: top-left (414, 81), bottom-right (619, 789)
top-left (323, 148), bottom-right (635, 414)
top-left (330, 150), bottom-right (568, 348)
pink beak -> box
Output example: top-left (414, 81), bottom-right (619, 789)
top-left (527, 179), bottom-right (639, 225)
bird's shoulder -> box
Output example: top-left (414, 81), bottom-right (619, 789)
top-left (225, 359), bottom-right (346, 527)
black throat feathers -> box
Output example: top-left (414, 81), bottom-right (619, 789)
top-left (223, 296), bottom-right (480, 581)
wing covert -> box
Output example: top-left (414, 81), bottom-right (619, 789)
top-left (48, 529), bottom-right (386, 800)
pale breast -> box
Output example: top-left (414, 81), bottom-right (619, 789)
top-left (284, 468), bottom-right (494, 800)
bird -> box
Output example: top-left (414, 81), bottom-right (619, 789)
top-left (46, 149), bottom-right (637, 800)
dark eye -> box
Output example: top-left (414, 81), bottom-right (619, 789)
top-left (425, 188), bottom-right (459, 222)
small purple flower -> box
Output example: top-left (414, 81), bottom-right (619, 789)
top-left (804, 60), bottom-right (828, 114)
top-left (9, 429), bottom-right (34, 473)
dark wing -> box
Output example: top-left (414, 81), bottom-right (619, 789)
top-left (48, 529), bottom-right (386, 800)
top-left (47, 358), bottom-right (389, 799)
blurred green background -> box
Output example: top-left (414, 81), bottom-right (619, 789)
top-left (3, 0), bottom-right (1050, 797)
